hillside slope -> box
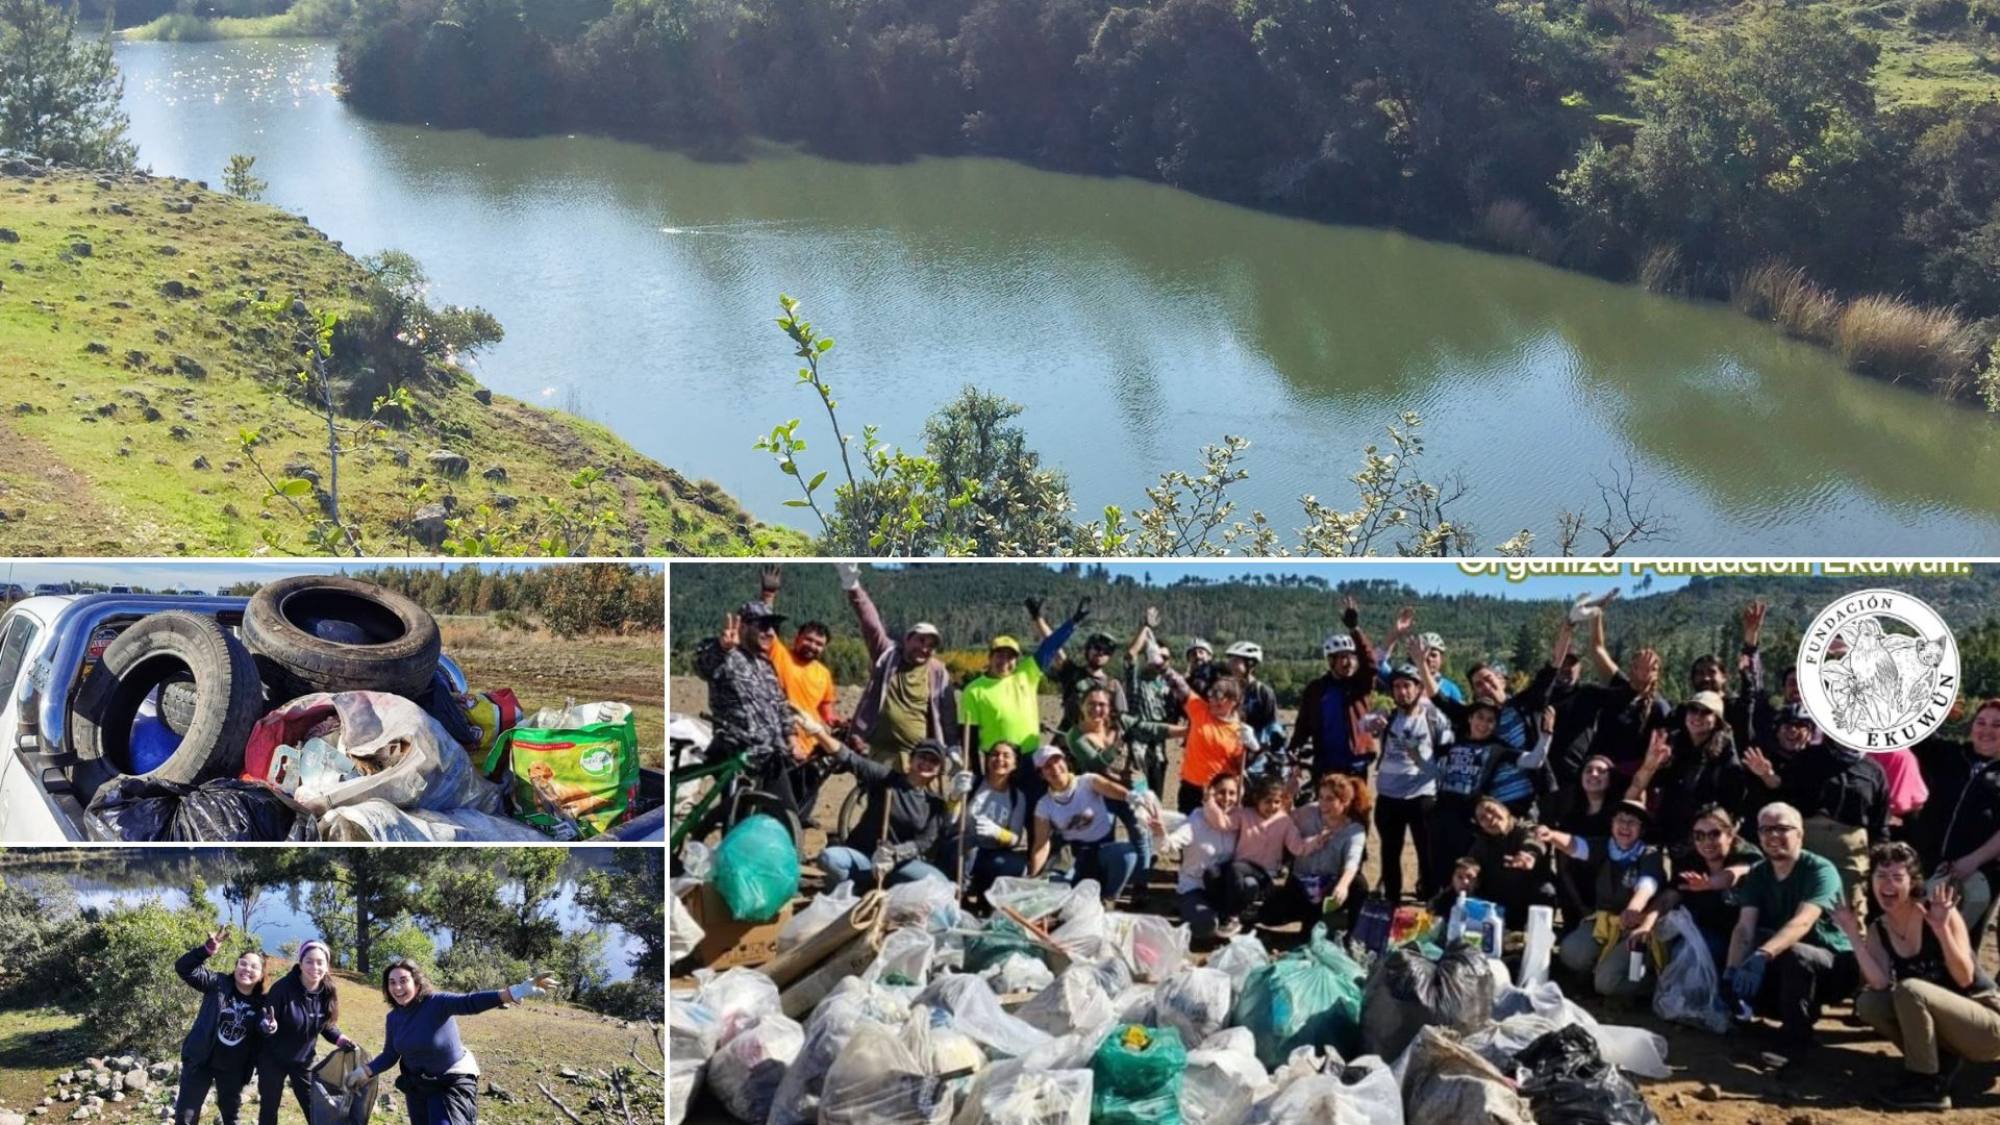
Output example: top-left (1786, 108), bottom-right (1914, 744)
top-left (0, 158), bottom-right (795, 556)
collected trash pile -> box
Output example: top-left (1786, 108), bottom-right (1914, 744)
top-left (76, 576), bottom-right (642, 842)
top-left (669, 865), bottom-right (1674, 1125)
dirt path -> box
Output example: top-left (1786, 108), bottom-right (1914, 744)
top-left (670, 675), bottom-right (2000, 1123)
top-left (0, 413), bottom-right (128, 555)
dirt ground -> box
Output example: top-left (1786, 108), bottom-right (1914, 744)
top-left (670, 676), bottom-right (2000, 1124)
top-left (447, 618), bottom-right (664, 768)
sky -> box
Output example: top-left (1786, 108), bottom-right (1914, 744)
top-left (854, 560), bottom-right (1699, 601)
top-left (0, 558), bottom-right (660, 592)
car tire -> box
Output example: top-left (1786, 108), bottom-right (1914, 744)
top-left (157, 673), bottom-right (199, 736)
top-left (242, 576), bottom-right (440, 698)
top-left (72, 611), bottom-right (265, 785)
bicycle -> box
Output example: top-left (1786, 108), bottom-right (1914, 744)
top-left (669, 738), bottom-right (803, 873)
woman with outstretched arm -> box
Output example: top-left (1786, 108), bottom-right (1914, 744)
top-left (346, 960), bottom-right (558, 1124)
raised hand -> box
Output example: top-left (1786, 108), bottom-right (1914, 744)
top-left (208, 925), bottom-right (230, 949)
top-left (1540, 706), bottom-right (1556, 735)
top-left (719, 613), bottom-right (741, 651)
top-left (1644, 728), bottom-right (1672, 771)
top-left (1144, 605), bottom-right (1161, 629)
top-left (1742, 600), bottom-right (1767, 645)
top-left (832, 562), bottom-right (862, 591)
top-left (1830, 901), bottom-right (1861, 936)
top-left (1393, 605), bottom-right (1417, 635)
top-left (1743, 748), bottom-right (1776, 782)
top-left (1024, 595), bottom-right (1044, 620)
top-left (1927, 880), bottom-right (1962, 929)
top-left (760, 564), bottom-right (782, 593)
top-left (1341, 595), bottom-right (1360, 629)
top-left (1068, 597), bottom-right (1093, 625)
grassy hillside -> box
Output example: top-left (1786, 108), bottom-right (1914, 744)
top-left (122, 0), bottom-right (354, 40)
top-left (0, 973), bottom-right (662, 1124)
top-left (0, 162), bottom-right (796, 557)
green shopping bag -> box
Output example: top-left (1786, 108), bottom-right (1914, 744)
top-left (485, 702), bottom-right (639, 839)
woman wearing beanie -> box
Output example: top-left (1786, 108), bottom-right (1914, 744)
top-left (171, 925), bottom-right (267, 1125)
top-left (254, 939), bottom-right (353, 1125)
top-left (347, 960), bottom-right (559, 1123)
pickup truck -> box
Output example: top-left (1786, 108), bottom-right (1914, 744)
top-left (0, 593), bottom-right (665, 842)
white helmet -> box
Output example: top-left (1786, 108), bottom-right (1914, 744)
top-left (1225, 640), bottom-right (1264, 664)
top-left (1418, 632), bottom-right (1445, 652)
top-left (1322, 633), bottom-right (1356, 656)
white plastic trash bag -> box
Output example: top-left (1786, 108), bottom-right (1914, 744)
top-left (918, 973), bottom-right (1052, 1059)
top-left (1393, 1026), bottom-right (1531, 1125)
top-left (818, 1012), bottom-right (954, 1125)
top-left (983, 953), bottom-right (1057, 995)
top-left (1182, 1030), bottom-right (1271, 1125)
top-left (1153, 967), bottom-right (1233, 1046)
top-left (1653, 906), bottom-right (1730, 1034)
top-left (1121, 913), bottom-right (1192, 982)
top-left (1111, 983), bottom-right (1158, 1026)
top-left (1018, 966), bottom-right (1114, 1037)
top-left (670, 894), bottom-right (705, 964)
top-left (1461, 1014), bottom-right (1565, 1072)
top-left (866, 927), bottom-right (939, 991)
top-left (263, 692), bottom-right (501, 816)
top-left (765, 978), bottom-right (911, 1125)
top-left (1208, 933), bottom-right (1271, 997)
top-left (987, 877), bottom-right (1079, 922)
top-left (1496, 980), bottom-right (1671, 1078)
top-left (886, 875), bottom-right (962, 934)
top-left (692, 966), bottom-right (782, 1047)
top-left (776, 883), bottom-right (859, 954)
top-left (978, 1067), bottom-right (1094, 1125)
top-left (705, 1011), bottom-right (803, 1123)
top-left (667, 999), bottom-right (717, 1125)
top-left (319, 800), bottom-right (548, 842)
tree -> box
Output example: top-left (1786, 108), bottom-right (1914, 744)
top-left (0, 0), bottom-right (135, 169)
top-left (578, 850), bottom-right (662, 984)
top-left (223, 151), bottom-right (266, 199)
top-left (245, 848), bottom-right (451, 974)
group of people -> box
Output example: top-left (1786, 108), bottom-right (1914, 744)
top-left (693, 568), bottom-right (2000, 1111)
top-left (171, 926), bottom-right (558, 1125)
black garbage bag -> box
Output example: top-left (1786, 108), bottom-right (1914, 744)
top-left (85, 778), bottom-right (318, 842)
top-left (415, 668), bottom-right (482, 751)
top-left (1516, 1024), bottom-right (1660, 1125)
top-left (1360, 942), bottom-right (1495, 1059)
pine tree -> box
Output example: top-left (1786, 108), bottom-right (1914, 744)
top-left (0, 0), bottom-right (136, 169)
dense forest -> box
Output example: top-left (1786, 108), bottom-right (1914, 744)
top-left (669, 563), bottom-right (2000, 708)
top-left (331, 0), bottom-right (2000, 390)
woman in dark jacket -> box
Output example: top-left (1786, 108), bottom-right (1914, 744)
top-left (173, 926), bottom-right (267, 1125)
top-left (347, 959), bottom-right (557, 1124)
top-left (254, 939), bottom-right (354, 1125)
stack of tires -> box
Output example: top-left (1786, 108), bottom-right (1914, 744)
top-left (72, 576), bottom-right (442, 787)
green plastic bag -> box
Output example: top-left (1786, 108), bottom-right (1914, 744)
top-left (484, 702), bottom-right (639, 839)
top-left (1229, 923), bottom-right (1367, 1069)
top-left (712, 813), bottom-right (801, 923)
top-left (1089, 1025), bottom-right (1185, 1125)
top-left (963, 916), bottom-right (1052, 974)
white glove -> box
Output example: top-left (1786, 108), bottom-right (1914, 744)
top-left (834, 562), bottom-right (862, 591)
top-left (872, 843), bottom-right (897, 870)
top-left (344, 1064), bottom-right (372, 1090)
top-left (974, 814), bottom-right (1003, 837)
top-left (508, 973), bottom-right (558, 1002)
top-left (950, 770), bottom-right (975, 798)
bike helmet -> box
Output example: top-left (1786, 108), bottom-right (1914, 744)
top-left (1225, 641), bottom-right (1264, 664)
top-left (1322, 633), bottom-right (1356, 656)
top-left (1388, 664), bottom-right (1422, 684)
top-left (1418, 631), bottom-right (1446, 653)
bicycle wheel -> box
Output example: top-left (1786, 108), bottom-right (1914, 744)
top-left (730, 787), bottom-right (804, 860)
top-left (835, 782), bottom-right (868, 842)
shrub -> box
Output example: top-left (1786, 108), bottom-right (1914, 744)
top-left (1910, 0), bottom-right (1971, 29)
top-left (435, 939), bottom-right (530, 994)
top-left (1837, 295), bottom-right (1981, 393)
top-left (582, 978), bottom-right (665, 1022)
top-left (76, 902), bottom-right (219, 1057)
top-left (1638, 243), bottom-right (1685, 295)
top-left (371, 915), bottom-right (439, 979)
top-left (1731, 261), bottom-right (1841, 343)
top-left (0, 877), bottom-right (89, 998)
top-left (1481, 198), bottom-right (1561, 261)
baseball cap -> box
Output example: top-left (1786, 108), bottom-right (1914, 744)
top-left (988, 635), bottom-right (1022, 654)
top-left (1777, 704), bottom-right (1816, 729)
top-left (1687, 690), bottom-right (1726, 718)
top-left (907, 622), bottom-right (941, 640)
top-left (1187, 637), bottom-right (1213, 654)
top-left (1612, 798), bottom-right (1653, 825)
top-left (912, 739), bottom-right (950, 764)
top-left (1086, 631), bottom-right (1117, 649)
top-left (737, 601), bottom-right (786, 625)
top-left (1032, 745), bottom-right (1068, 770)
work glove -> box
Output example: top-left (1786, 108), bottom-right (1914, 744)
top-left (344, 1064), bottom-right (372, 1090)
top-left (1729, 951), bottom-right (1769, 1002)
top-left (508, 973), bottom-right (559, 1003)
top-left (1024, 595), bottom-right (1044, 620)
top-left (1068, 598), bottom-right (1093, 626)
top-left (950, 770), bottom-right (976, 798)
top-left (974, 815), bottom-right (1015, 845)
top-left (833, 562), bottom-right (862, 591)
top-left (872, 843), bottom-right (897, 870)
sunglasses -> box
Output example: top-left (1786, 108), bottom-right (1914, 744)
top-left (1693, 829), bottom-right (1725, 841)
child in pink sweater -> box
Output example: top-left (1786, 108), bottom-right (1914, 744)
top-left (1206, 777), bottom-right (1336, 936)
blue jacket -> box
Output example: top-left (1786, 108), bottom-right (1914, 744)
top-left (369, 991), bottom-right (507, 1078)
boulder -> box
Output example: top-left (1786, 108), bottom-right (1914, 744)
top-left (472, 387), bottom-right (492, 405)
top-left (481, 465), bottom-right (508, 483)
top-left (68, 242), bottom-right (90, 258)
top-left (426, 450), bottom-right (469, 477)
top-left (0, 228), bottom-right (17, 243)
top-left (171, 356), bottom-right (206, 379)
top-left (411, 503), bottom-right (450, 549)
top-left (157, 280), bottom-right (190, 299)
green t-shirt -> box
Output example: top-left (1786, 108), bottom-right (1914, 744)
top-left (873, 662), bottom-right (932, 760)
top-left (1738, 851), bottom-right (1852, 954)
top-left (961, 662), bottom-right (1045, 756)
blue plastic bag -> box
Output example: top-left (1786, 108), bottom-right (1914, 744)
top-left (713, 814), bottom-right (801, 922)
top-left (1228, 923), bottom-right (1367, 1068)
top-left (1090, 1025), bottom-right (1185, 1125)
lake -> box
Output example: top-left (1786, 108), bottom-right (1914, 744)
top-left (114, 38), bottom-right (2000, 552)
top-left (4, 850), bottom-right (646, 982)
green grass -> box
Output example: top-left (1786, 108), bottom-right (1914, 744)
top-left (123, 0), bottom-right (354, 41)
top-left (0, 977), bottom-right (663, 1124)
top-left (0, 167), bottom-right (803, 556)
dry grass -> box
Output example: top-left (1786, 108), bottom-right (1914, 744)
top-left (1837, 294), bottom-right (1982, 395)
top-left (1730, 260), bottom-right (1841, 343)
top-left (440, 617), bottom-right (664, 766)
top-left (1637, 243), bottom-right (1685, 295)
top-left (1481, 198), bottom-right (1561, 262)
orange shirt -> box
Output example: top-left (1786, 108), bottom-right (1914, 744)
top-left (770, 641), bottom-right (836, 755)
top-left (1180, 695), bottom-right (1245, 789)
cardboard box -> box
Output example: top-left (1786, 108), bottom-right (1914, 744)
top-left (679, 882), bottom-right (792, 970)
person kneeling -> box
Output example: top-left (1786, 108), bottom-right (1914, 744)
top-left (1541, 799), bottom-right (1666, 998)
top-left (1028, 746), bottom-right (1148, 907)
top-left (1723, 802), bottom-right (1860, 1071)
top-left (1839, 841), bottom-right (2000, 1111)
